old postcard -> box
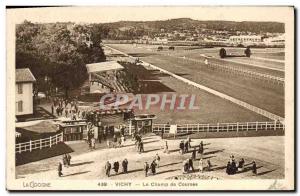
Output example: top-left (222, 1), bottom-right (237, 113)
top-left (6, 6), bottom-right (295, 191)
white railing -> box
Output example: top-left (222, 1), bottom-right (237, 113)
top-left (15, 132), bottom-right (64, 154)
top-left (164, 54), bottom-right (284, 85)
top-left (152, 121), bottom-right (285, 134)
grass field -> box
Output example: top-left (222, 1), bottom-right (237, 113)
top-left (17, 134), bottom-right (284, 180)
top-left (107, 44), bottom-right (284, 118)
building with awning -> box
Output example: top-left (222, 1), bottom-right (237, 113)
top-left (86, 61), bottom-right (124, 93)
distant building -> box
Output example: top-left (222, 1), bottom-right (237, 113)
top-left (16, 68), bottom-right (36, 116)
top-left (263, 34), bottom-right (285, 46)
top-left (152, 37), bottom-right (168, 45)
top-left (86, 61), bottom-right (124, 93)
top-left (229, 35), bottom-right (262, 45)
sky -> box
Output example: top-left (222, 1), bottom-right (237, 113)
top-left (6, 6), bottom-right (292, 24)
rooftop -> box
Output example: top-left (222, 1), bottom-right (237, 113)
top-left (86, 61), bottom-right (124, 73)
top-left (16, 68), bottom-right (36, 83)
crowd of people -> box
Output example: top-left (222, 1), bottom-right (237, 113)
top-left (51, 97), bottom-right (83, 120)
top-left (105, 159), bottom-right (129, 177)
top-left (57, 132), bottom-right (258, 178)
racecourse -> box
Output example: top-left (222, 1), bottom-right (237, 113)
top-left (17, 135), bottom-right (284, 180)
top-left (106, 44), bottom-right (285, 118)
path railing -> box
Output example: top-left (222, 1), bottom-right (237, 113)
top-left (152, 121), bottom-right (284, 134)
top-left (15, 132), bottom-right (64, 154)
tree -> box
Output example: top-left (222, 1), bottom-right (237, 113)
top-left (16, 21), bottom-right (106, 98)
top-left (244, 46), bottom-right (251, 57)
top-left (219, 48), bottom-right (227, 58)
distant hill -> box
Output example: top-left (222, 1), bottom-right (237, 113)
top-left (96, 18), bottom-right (284, 40)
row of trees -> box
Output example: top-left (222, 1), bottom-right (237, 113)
top-left (16, 21), bottom-right (106, 98)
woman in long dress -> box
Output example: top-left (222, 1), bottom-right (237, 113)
top-left (198, 158), bottom-right (204, 173)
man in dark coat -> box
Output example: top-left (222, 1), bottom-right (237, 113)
top-left (122, 159), bottom-right (128, 173)
top-left (113, 161), bottom-right (119, 174)
top-left (252, 161), bottom-right (257, 175)
top-left (66, 153), bottom-right (71, 166)
top-left (192, 147), bottom-right (197, 160)
top-left (184, 140), bottom-right (189, 153)
top-left (150, 161), bottom-right (157, 175)
top-left (226, 161), bottom-right (231, 175)
top-left (105, 161), bottom-right (111, 177)
top-left (179, 140), bottom-right (184, 154)
top-left (139, 141), bottom-right (144, 153)
top-left (58, 162), bottom-right (63, 177)
top-left (144, 162), bottom-right (149, 177)
top-left (188, 158), bottom-right (194, 172)
top-left (231, 160), bottom-right (237, 174)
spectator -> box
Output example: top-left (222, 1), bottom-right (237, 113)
top-left (198, 141), bottom-right (204, 158)
top-left (252, 161), bottom-right (257, 175)
top-left (184, 140), bottom-right (189, 153)
top-left (113, 161), bottom-right (119, 174)
top-left (66, 153), bottom-right (71, 166)
top-left (238, 158), bottom-right (245, 172)
top-left (144, 162), bottom-right (149, 177)
top-left (105, 161), bottom-right (111, 177)
top-left (150, 160), bottom-right (157, 175)
top-left (198, 158), bottom-right (204, 173)
top-left (226, 161), bottom-right (231, 175)
top-left (155, 153), bottom-right (160, 168)
top-left (188, 158), bottom-right (194, 172)
top-left (183, 159), bottom-right (189, 174)
top-left (179, 140), bottom-right (184, 154)
top-left (192, 147), bottom-right (197, 160)
top-left (58, 161), bottom-right (63, 177)
top-left (206, 159), bottom-right (212, 171)
top-left (163, 141), bottom-right (169, 153)
top-left (122, 159), bottom-right (128, 173)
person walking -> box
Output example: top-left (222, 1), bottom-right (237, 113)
top-left (122, 159), bottom-right (128, 173)
top-left (188, 158), bottom-right (194, 172)
top-left (58, 161), bottom-right (63, 177)
top-left (51, 104), bottom-right (54, 115)
top-left (144, 162), bottom-right (149, 177)
top-left (155, 153), bottom-right (160, 168)
top-left (163, 141), bottom-right (169, 153)
top-left (113, 161), bottom-right (119, 174)
top-left (150, 160), bottom-right (157, 175)
top-left (238, 158), bottom-right (245, 172)
top-left (139, 141), bottom-right (144, 153)
top-left (105, 161), bottom-right (111, 177)
top-left (206, 159), bottom-right (212, 171)
top-left (192, 147), bottom-right (197, 160)
top-left (252, 161), bottom-right (257, 175)
top-left (179, 140), bottom-right (184, 154)
top-left (198, 141), bottom-right (204, 158)
top-left (184, 140), bottom-right (189, 153)
top-left (198, 158), bottom-right (204, 173)
top-left (62, 154), bottom-right (68, 167)
top-left (66, 153), bottom-right (72, 166)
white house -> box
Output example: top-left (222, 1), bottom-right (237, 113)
top-left (15, 68), bottom-right (36, 116)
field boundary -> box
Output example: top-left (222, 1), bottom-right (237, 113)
top-left (152, 121), bottom-right (284, 134)
top-left (16, 132), bottom-right (63, 154)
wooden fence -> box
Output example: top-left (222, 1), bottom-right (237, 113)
top-left (152, 121), bottom-right (284, 134)
top-left (15, 132), bottom-right (64, 154)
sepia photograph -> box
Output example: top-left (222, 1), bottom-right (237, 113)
top-left (6, 6), bottom-right (295, 191)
